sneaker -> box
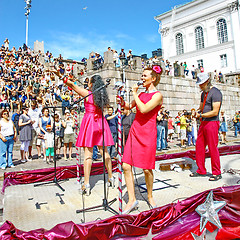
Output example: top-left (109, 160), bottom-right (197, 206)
top-left (21, 159), bottom-right (27, 163)
top-left (28, 155), bottom-right (33, 160)
top-left (1, 167), bottom-right (6, 170)
top-left (9, 165), bottom-right (15, 168)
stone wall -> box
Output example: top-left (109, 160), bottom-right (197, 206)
top-left (77, 66), bottom-right (240, 117)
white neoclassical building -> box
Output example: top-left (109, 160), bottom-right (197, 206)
top-left (154, 0), bottom-right (240, 74)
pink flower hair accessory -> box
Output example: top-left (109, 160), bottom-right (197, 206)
top-left (152, 65), bottom-right (162, 74)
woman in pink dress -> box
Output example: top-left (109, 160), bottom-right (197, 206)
top-left (54, 73), bottom-right (114, 195)
top-left (119, 66), bottom-right (163, 214)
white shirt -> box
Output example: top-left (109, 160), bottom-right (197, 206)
top-left (28, 108), bottom-right (41, 130)
top-left (0, 119), bottom-right (14, 137)
top-left (45, 132), bottom-right (54, 148)
top-left (64, 119), bottom-right (74, 134)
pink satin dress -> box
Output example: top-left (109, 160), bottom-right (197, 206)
top-left (76, 92), bottom-right (114, 148)
top-left (122, 92), bottom-right (161, 169)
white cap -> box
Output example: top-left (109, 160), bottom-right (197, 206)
top-left (196, 73), bottom-right (210, 85)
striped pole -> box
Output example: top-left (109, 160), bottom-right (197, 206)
top-left (117, 92), bottom-right (123, 214)
top-left (74, 109), bottom-right (81, 183)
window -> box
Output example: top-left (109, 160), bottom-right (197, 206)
top-left (217, 19), bottom-right (228, 44)
top-left (197, 59), bottom-right (204, 69)
top-left (195, 26), bottom-right (205, 50)
top-left (220, 54), bottom-right (227, 68)
top-left (176, 33), bottom-right (184, 55)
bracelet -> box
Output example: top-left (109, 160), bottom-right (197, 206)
top-left (63, 77), bottom-right (68, 84)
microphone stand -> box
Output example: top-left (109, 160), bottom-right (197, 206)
top-left (75, 81), bottom-right (118, 217)
top-left (34, 105), bottom-right (66, 191)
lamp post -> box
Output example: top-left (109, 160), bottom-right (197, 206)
top-left (24, 0), bottom-right (32, 46)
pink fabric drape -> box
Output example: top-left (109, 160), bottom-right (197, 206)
top-left (0, 186), bottom-right (239, 239)
top-left (2, 145), bottom-right (240, 193)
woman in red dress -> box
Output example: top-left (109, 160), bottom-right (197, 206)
top-left (120, 66), bottom-right (163, 214)
top-left (53, 72), bottom-right (114, 196)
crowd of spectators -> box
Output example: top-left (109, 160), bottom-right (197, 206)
top-left (0, 39), bottom-right (84, 168)
top-left (156, 107), bottom-right (240, 152)
top-left (74, 45), bottom-right (226, 83)
top-left (141, 58), bottom-right (225, 83)
top-left (0, 39), bottom-right (237, 170)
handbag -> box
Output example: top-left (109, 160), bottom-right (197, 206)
top-left (59, 125), bottom-right (65, 138)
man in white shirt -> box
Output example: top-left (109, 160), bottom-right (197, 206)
top-left (28, 100), bottom-right (42, 159)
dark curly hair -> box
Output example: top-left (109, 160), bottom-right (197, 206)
top-left (91, 75), bottom-right (109, 109)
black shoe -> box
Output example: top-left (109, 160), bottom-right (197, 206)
top-left (28, 155), bottom-right (32, 160)
top-left (209, 174), bottom-right (222, 181)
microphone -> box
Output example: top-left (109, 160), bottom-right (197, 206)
top-left (60, 74), bottom-right (67, 81)
top-left (137, 80), bottom-right (143, 86)
top-left (106, 78), bottom-right (111, 86)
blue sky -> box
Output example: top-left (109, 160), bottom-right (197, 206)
top-left (0, 0), bottom-right (188, 61)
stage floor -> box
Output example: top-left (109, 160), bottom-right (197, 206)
top-left (3, 154), bottom-right (240, 231)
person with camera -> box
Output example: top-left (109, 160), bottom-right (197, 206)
top-left (190, 73), bottom-right (222, 181)
top-left (105, 106), bottom-right (118, 159)
top-left (157, 107), bottom-right (166, 151)
top-left (186, 112), bottom-right (195, 146)
top-left (61, 110), bottom-right (75, 161)
top-left (39, 107), bottom-right (53, 162)
top-left (233, 111), bottom-right (240, 137)
top-left (61, 90), bottom-right (71, 115)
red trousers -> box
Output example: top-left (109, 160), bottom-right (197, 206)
top-left (196, 121), bottom-right (221, 175)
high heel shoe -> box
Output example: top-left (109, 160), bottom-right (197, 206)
top-left (150, 204), bottom-right (158, 209)
top-left (80, 183), bottom-right (91, 196)
top-left (108, 177), bottom-right (115, 188)
top-left (122, 200), bottom-right (139, 214)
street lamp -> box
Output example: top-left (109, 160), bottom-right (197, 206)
top-left (24, 0), bottom-right (32, 46)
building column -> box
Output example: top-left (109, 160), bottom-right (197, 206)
top-left (229, 1), bottom-right (240, 71)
